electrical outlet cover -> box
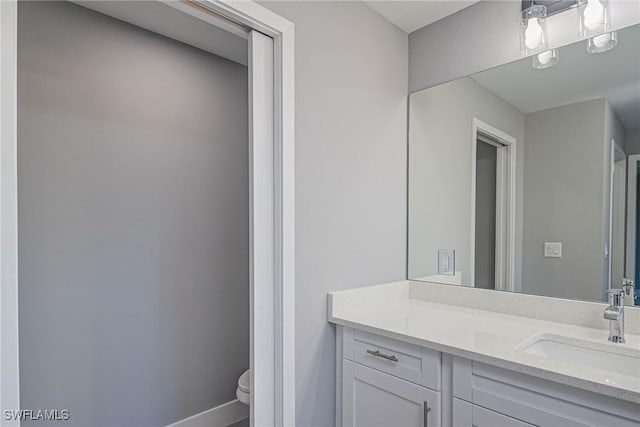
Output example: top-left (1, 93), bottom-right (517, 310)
top-left (438, 249), bottom-right (455, 275)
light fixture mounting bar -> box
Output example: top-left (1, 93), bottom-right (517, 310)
top-left (521, 0), bottom-right (578, 17)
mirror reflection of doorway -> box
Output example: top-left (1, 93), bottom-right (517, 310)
top-left (474, 131), bottom-right (514, 291)
top-left (475, 138), bottom-right (498, 290)
top-left (610, 144), bottom-right (626, 293)
top-left (471, 120), bottom-right (517, 292)
top-left (625, 154), bottom-right (640, 305)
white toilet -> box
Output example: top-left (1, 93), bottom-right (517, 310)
top-left (236, 369), bottom-right (250, 405)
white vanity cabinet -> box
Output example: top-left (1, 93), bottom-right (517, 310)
top-left (338, 327), bottom-right (442, 427)
top-left (452, 399), bottom-right (534, 427)
top-left (336, 325), bottom-right (640, 427)
top-left (343, 360), bottom-right (440, 427)
top-left (452, 357), bottom-right (640, 427)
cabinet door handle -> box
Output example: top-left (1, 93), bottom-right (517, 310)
top-left (423, 401), bottom-right (431, 427)
top-left (365, 349), bottom-right (399, 362)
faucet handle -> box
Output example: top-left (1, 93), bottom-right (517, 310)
top-left (621, 279), bottom-right (634, 297)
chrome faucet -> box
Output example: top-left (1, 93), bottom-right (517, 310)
top-left (604, 289), bottom-right (625, 343)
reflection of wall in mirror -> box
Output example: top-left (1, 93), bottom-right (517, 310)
top-left (624, 129), bottom-right (640, 155)
top-left (408, 77), bottom-right (525, 289)
top-left (409, 83), bottom-right (629, 302)
top-left (521, 98), bottom-right (624, 302)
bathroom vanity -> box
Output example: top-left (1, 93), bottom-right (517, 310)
top-left (329, 281), bottom-right (640, 427)
top-left (374, 19), bottom-right (640, 427)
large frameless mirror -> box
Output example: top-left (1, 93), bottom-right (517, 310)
top-left (408, 23), bottom-right (640, 306)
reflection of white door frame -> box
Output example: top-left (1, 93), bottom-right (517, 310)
top-left (609, 140), bottom-right (625, 290)
top-left (470, 118), bottom-right (516, 291)
top-left (625, 154), bottom-right (640, 283)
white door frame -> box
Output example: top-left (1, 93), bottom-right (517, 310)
top-left (470, 118), bottom-right (517, 291)
top-left (0, 1), bottom-right (295, 426)
top-left (608, 140), bottom-right (625, 290)
top-left (626, 154), bottom-right (640, 284)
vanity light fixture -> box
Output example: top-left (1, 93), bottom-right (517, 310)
top-left (521, 3), bottom-right (549, 55)
top-left (533, 49), bottom-right (559, 69)
top-left (518, 0), bottom-right (618, 63)
top-left (578, 0), bottom-right (610, 37)
top-left (587, 31), bottom-right (618, 53)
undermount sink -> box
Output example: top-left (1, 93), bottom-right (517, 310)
top-left (518, 335), bottom-right (640, 377)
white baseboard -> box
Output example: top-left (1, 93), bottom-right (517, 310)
top-left (166, 399), bottom-right (249, 427)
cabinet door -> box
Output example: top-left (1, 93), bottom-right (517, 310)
top-left (343, 360), bottom-right (440, 427)
top-left (453, 399), bottom-right (534, 427)
top-left (452, 357), bottom-right (640, 426)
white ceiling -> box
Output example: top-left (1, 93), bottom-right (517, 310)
top-left (363, 0), bottom-right (482, 33)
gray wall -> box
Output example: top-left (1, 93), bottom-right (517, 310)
top-left (259, 2), bottom-right (408, 426)
top-left (408, 77), bottom-right (525, 289)
top-left (522, 99), bottom-right (607, 301)
top-left (624, 128), bottom-right (640, 154)
top-left (18, 2), bottom-right (248, 426)
top-left (409, 1), bottom-right (640, 92)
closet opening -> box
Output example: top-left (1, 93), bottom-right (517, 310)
top-left (0, 1), bottom-right (294, 426)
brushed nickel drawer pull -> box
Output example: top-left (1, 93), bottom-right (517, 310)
top-left (423, 401), bottom-right (431, 427)
top-left (366, 349), bottom-right (399, 362)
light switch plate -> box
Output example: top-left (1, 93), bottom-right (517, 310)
top-left (438, 249), bottom-right (455, 275)
top-left (544, 242), bottom-right (562, 258)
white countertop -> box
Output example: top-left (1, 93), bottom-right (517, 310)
top-left (328, 280), bottom-right (640, 403)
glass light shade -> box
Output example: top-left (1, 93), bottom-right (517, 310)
top-left (521, 5), bottom-right (549, 55)
top-left (578, 0), bottom-right (610, 37)
top-left (533, 49), bottom-right (559, 69)
top-left (587, 31), bottom-right (618, 53)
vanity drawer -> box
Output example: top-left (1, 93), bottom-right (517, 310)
top-left (453, 398), bottom-right (534, 427)
top-left (452, 357), bottom-right (640, 427)
top-left (343, 328), bottom-right (441, 390)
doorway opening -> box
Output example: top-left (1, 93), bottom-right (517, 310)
top-left (470, 119), bottom-right (516, 292)
top-left (0, 1), bottom-right (295, 426)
